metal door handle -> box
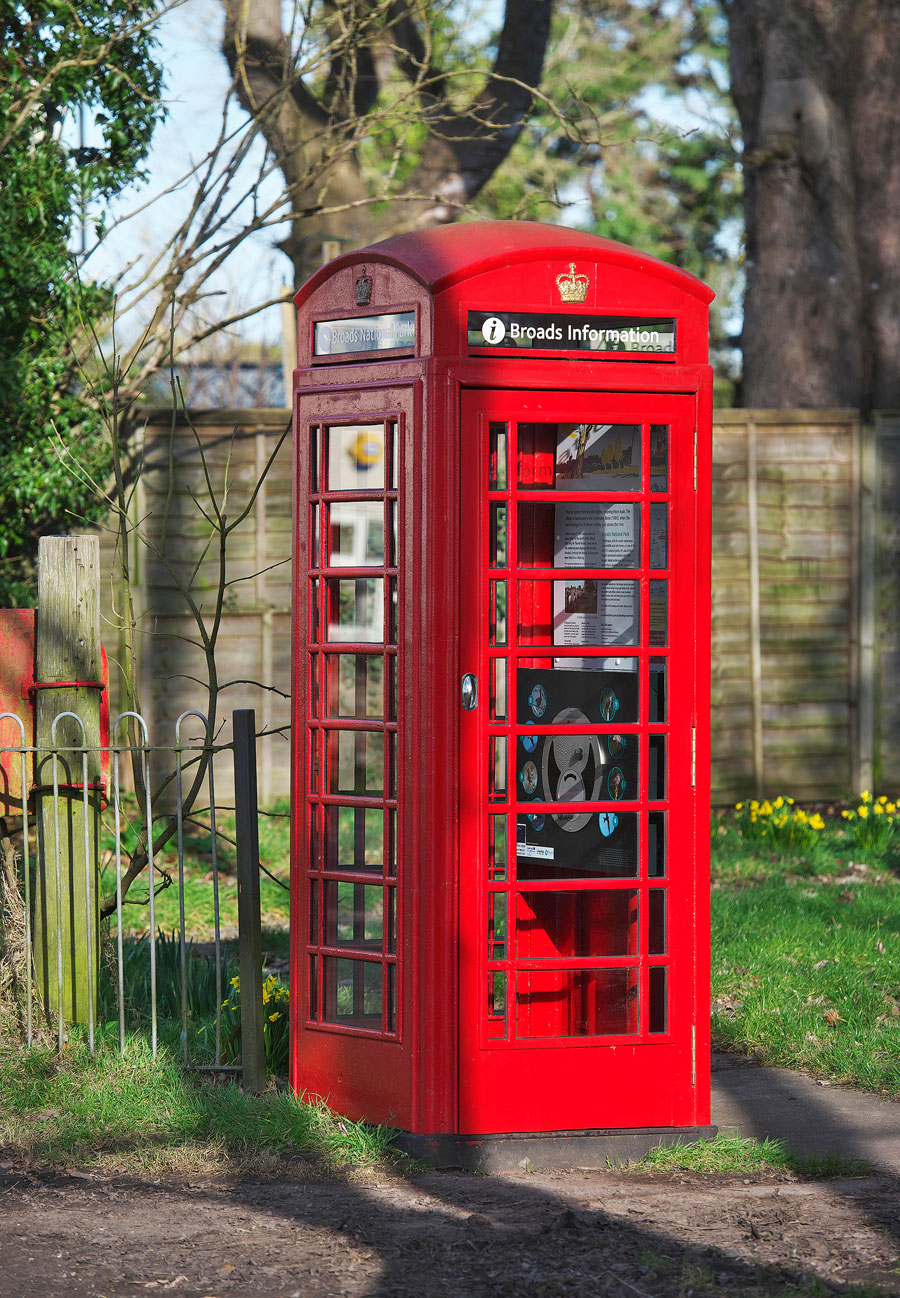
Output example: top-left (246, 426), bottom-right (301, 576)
top-left (461, 673), bottom-right (478, 710)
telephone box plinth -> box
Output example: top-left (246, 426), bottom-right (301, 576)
top-left (290, 221), bottom-right (714, 1163)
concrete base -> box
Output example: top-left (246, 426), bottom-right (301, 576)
top-left (390, 1125), bottom-right (718, 1172)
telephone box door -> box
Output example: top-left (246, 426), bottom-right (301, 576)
top-left (458, 388), bottom-right (709, 1134)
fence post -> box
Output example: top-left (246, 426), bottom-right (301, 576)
top-left (33, 536), bottom-right (102, 1034)
top-left (233, 709), bottom-right (266, 1092)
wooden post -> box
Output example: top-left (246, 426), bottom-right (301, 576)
top-left (233, 709), bottom-right (266, 1092)
top-left (33, 536), bottom-right (102, 1035)
top-left (746, 420), bottom-right (765, 798)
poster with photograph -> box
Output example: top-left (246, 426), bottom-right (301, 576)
top-left (551, 579), bottom-right (638, 672)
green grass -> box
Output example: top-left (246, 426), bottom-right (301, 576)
top-left (635, 1132), bottom-right (869, 1178)
top-left (0, 1036), bottom-right (396, 1174)
top-left (711, 804), bottom-right (900, 1094)
top-left (100, 799), bottom-right (291, 939)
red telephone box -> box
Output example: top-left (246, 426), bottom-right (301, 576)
top-left (290, 221), bottom-right (714, 1165)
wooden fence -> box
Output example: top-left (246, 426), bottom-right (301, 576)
top-left (104, 407), bottom-right (900, 805)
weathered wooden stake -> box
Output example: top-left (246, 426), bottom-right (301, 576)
top-left (33, 536), bottom-right (102, 1033)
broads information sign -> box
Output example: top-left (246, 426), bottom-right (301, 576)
top-left (467, 311), bottom-right (676, 356)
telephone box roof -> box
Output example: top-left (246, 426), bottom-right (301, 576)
top-left (294, 220), bottom-right (714, 307)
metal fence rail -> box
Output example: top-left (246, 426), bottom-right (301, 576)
top-left (0, 707), bottom-right (269, 1084)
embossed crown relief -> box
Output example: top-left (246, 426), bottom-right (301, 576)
top-left (556, 262), bottom-right (590, 304)
top-left (355, 265), bottom-right (373, 306)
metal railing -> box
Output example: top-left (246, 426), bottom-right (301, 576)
top-left (0, 707), bottom-right (271, 1087)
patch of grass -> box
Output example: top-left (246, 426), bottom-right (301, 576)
top-left (101, 799), bottom-right (291, 940)
top-left (712, 801), bottom-right (900, 1094)
top-left (635, 1132), bottom-right (869, 1178)
top-left (0, 1037), bottom-right (395, 1174)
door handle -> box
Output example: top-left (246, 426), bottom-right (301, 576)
top-left (461, 673), bottom-right (478, 710)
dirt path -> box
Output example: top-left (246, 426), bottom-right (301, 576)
top-left (3, 1160), bottom-right (900, 1297)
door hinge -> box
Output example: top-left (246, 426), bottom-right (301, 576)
top-left (691, 1025), bottom-right (697, 1087)
top-left (693, 427), bottom-right (698, 490)
top-left (691, 726), bottom-right (697, 787)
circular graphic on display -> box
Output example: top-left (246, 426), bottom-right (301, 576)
top-left (481, 316), bottom-right (507, 345)
top-left (608, 734), bottom-right (627, 758)
top-left (528, 683), bottom-right (548, 718)
top-left (528, 813), bottom-right (546, 831)
top-left (600, 688), bottom-right (620, 722)
top-left (598, 811), bottom-right (619, 838)
top-left (521, 730), bottom-right (539, 754)
top-left (519, 761), bottom-right (539, 795)
top-left (540, 707), bottom-right (604, 833)
top-left (350, 431), bottom-right (384, 471)
top-left (608, 766), bottom-right (626, 800)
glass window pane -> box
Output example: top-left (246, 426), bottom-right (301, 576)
top-left (649, 735), bottom-right (666, 801)
top-left (518, 423), bottom-right (641, 493)
top-left (649, 890), bottom-right (666, 955)
top-left (518, 580), bottom-right (640, 649)
top-left (325, 806), bottom-right (385, 873)
top-left (516, 732), bottom-right (638, 805)
top-left (326, 730), bottom-right (384, 796)
top-left (551, 502), bottom-right (641, 569)
top-left (490, 735), bottom-right (507, 801)
top-left (326, 654), bottom-right (384, 718)
top-left (490, 581), bottom-right (507, 646)
top-left (327, 424), bottom-right (385, 490)
top-left (309, 878), bottom-right (319, 944)
top-left (326, 577), bottom-right (384, 642)
top-left (516, 502), bottom-right (555, 568)
top-left (649, 580), bottom-right (667, 648)
top-left (310, 502), bottom-right (320, 568)
top-left (649, 425), bottom-right (668, 492)
top-left (328, 503), bottom-right (384, 567)
top-left (490, 815), bottom-right (507, 881)
top-left (649, 503), bottom-right (668, 569)
top-left (517, 666), bottom-right (638, 725)
top-left (324, 881), bottom-right (383, 949)
top-left (649, 658), bottom-right (666, 723)
top-left (516, 810), bottom-right (639, 881)
top-left (310, 426), bottom-right (320, 494)
top-left (389, 421), bottom-right (398, 490)
top-left (489, 892), bottom-right (507, 959)
top-left (490, 503), bottom-right (508, 568)
top-left (649, 966), bottom-right (666, 1033)
top-left (308, 653), bottom-right (320, 719)
top-left (516, 890), bottom-right (638, 958)
top-left (323, 957), bottom-right (382, 1026)
top-left (489, 423), bottom-right (508, 490)
top-left (515, 968), bottom-right (638, 1037)
top-left (490, 657), bottom-right (507, 722)
top-left (648, 811), bottom-right (666, 878)
top-left (388, 500), bottom-right (398, 566)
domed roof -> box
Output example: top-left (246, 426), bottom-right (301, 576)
top-left (294, 220), bottom-right (713, 306)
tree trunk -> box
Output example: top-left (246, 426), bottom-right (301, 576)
top-left (222, 0), bottom-right (552, 285)
top-left (728, 0), bottom-right (900, 412)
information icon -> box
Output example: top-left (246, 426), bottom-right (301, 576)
top-left (481, 317), bottom-right (506, 345)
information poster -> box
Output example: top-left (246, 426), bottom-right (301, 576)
top-left (555, 424), bottom-right (640, 492)
top-left (554, 501), bottom-right (638, 568)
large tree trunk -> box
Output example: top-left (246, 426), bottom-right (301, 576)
top-left (728, 0), bottom-right (900, 412)
top-left (222, 0), bottom-right (552, 286)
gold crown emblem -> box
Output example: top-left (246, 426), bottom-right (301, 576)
top-left (556, 262), bottom-right (590, 303)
